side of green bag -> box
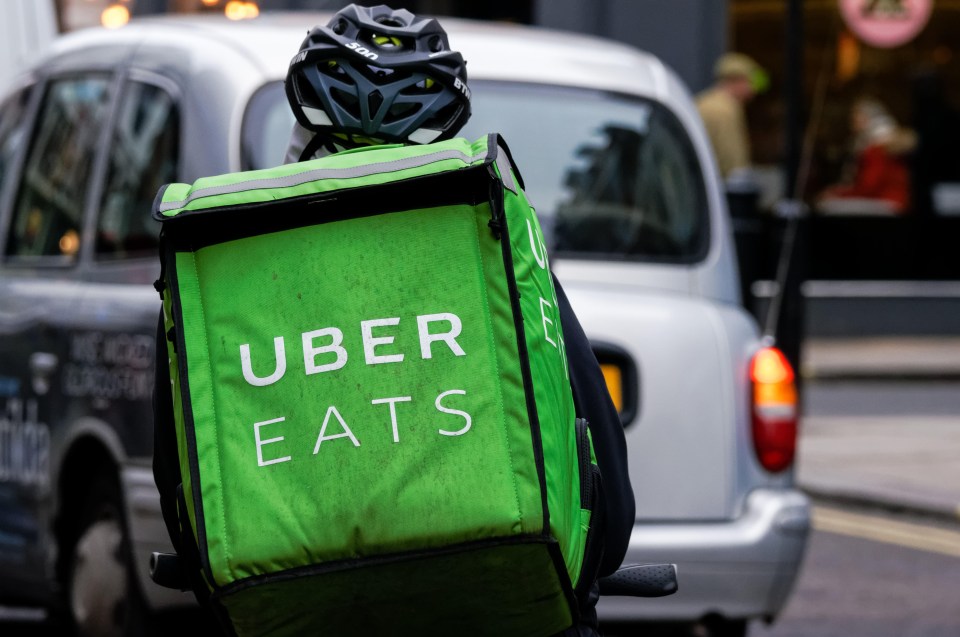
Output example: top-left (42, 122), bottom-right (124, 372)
top-left (154, 134), bottom-right (601, 637)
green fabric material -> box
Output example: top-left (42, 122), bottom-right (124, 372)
top-left (157, 139), bottom-right (489, 216)
top-left (162, 283), bottom-right (199, 542)
top-left (178, 204), bottom-right (543, 584)
top-left (157, 135), bottom-right (593, 634)
top-left (498, 163), bottom-right (586, 584)
top-left (219, 541), bottom-right (571, 637)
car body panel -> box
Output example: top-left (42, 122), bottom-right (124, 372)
top-left (0, 0), bottom-right (57, 96)
top-left (558, 278), bottom-right (754, 520)
top-left (599, 489), bottom-right (811, 621)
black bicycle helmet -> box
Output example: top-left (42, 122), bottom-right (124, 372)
top-left (285, 4), bottom-right (471, 150)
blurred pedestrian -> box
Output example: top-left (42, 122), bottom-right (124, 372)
top-left (818, 97), bottom-right (916, 215)
top-left (696, 52), bottom-right (769, 181)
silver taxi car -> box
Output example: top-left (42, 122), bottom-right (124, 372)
top-left (0, 13), bottom-right (809, 637)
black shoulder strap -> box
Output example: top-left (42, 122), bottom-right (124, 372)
top-left (299, 132), bottom-right (329, 162)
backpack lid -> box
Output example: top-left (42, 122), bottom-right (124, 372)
top-left (152, 134), bottom-right (524, 223)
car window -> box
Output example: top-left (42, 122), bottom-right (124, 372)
top-left (462, 82), bottom-right (710, 263)
top-left (5, 75), bottom-right (111, 261)
top-left (96, 80), bottom-right (178, 260)
top-left (0, 86), bottom-right (33, 210)
top-left (242, 81), bottom-right (295, 171)
top-left (238, 79), bottom-right (710, 263)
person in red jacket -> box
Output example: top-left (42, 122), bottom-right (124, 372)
top-left (818, 97), bottom-right (916, 214)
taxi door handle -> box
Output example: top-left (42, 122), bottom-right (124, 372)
top-left (30, 352), bottom-right (59, 376)
top-left (29, 352), bottom-right (58, 395)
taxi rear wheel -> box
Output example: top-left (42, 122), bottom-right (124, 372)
top-left (65, 474), bottom-right (149, 637)
top-left (699, 616), bottom-right (748, 637)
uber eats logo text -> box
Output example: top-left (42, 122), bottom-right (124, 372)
top-left (240, 312), bottom-right (469, 468)
top-left (525, 217), bottom-right (569, 380)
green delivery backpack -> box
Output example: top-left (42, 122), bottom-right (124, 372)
top-left (152, 134), bottom-right (601, 637)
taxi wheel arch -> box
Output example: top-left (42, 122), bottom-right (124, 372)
top-left (54, 438), bottom-right (150, 637)
top-left (699, 615), bottom-right (749, 637)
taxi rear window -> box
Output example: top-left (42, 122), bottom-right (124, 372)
top-left (462, 82), bottom-right (710, 264)
top-left (240, 80), bottom-right (710, 264)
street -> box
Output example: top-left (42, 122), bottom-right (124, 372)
top-left (604, 501), bottom-right (960, 637)
top-left (754, 380), bottom-right (960, 637)
top-left (753, 505), bottom-right (960, 637)
top-left (604, 380), bottom-right (960, 637)
top-left (802, 379), bottom-right (960, 419)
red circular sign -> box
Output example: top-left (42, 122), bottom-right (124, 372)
top-left (839, 0), bottom-right (934, 48)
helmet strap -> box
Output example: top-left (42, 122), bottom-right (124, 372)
top-left (299, 132), bottom-right (334, 162)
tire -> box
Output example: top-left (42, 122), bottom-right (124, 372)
top-left (64, 474), bottom-right (150, 637)
top-left (699, 617), bottom-right (748, 637)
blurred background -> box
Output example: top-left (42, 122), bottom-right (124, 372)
top-left (26, 0), bottom-right (960, 362)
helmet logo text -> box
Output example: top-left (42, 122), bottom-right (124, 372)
top-left (454, 77), bottom-right (471, 100)
top-left (346, 42), bottom-right (379, 60)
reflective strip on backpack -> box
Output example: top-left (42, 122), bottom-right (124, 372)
top-left (495, 148), bottom-right (517, 195)
top-left (158, 147), bottom-right (491, 214)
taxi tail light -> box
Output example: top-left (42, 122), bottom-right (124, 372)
top-left (750, 346), bottom-right (797, 473)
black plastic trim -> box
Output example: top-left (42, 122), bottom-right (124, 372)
top-left (576, 464), bottom-right (605, 595)
top-left (489, 165), bottom-right (551, 539)
top-left (575, 418), bottom-right (592, 509)
top-left (161, 166), bottom-right (490, 252)
top-left (547, 535), bottom-right (582, 624)
top-left (166, 250), bottom-right (217, 588)
top-left (590, 340), bottom-right (641, 427)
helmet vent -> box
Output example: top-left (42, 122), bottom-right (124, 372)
top-left (331, 87), bottom-right (360, 118)
top-left (295, 74), bottom-right (324, 107)
top-left (320, 62), bottom-right (352, 83)
top-left (424, 101), bottom-right (463, 131)
top-left (402, 76), bottom-right (440, 95)
top-left (368, 90), bottom-right (384, 116)
top-left (375, 17), bottom-right (404, 27)
top-left (386, 102), bottom-right (422, 123)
